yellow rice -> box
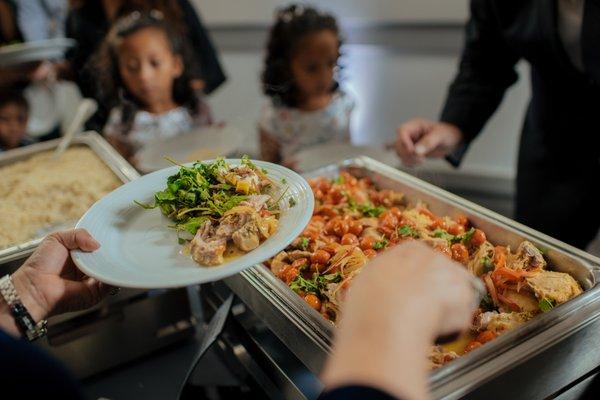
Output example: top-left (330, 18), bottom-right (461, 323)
top-left (0, 147), bottom-right (122, 249)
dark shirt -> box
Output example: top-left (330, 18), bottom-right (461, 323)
top-left (319, 386), bottom-right (398, 400)
top-left (442, 0), bottom-right (600, 165)
top-left (440, 0), bottom-right (600, 249)
top-left (0, 0), bottom-right (22, 45)
top-left (0, 329), bottom-right (83, 399)
top-left (1, 327), bottom-right (396, 400)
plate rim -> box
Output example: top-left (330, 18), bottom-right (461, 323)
top-left (71, 159), bottom-right (314, 288)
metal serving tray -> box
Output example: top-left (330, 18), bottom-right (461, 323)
top-left (224, 157), bottom-right (600, 399)
top-left (0, 131), bottom-right (139, 265)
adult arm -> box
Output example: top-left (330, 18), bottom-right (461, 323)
top-left (440, 0), bottom-right (520, 164)
top-left (395, 0), bottom-right (521, 166)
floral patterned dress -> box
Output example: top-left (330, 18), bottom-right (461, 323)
top-left (259, 89), bottom-right (355, 161)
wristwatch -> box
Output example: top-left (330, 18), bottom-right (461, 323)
top-left (0, 274), bottom-right (47, 341)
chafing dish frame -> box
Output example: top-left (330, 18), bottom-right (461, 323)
top-left (0, 131), bottom-right (139, 265)
top-left (224, 156), bottom-right (600, 399)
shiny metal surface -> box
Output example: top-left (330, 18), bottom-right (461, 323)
top-left (0, 132), bottom-right (139, 265)
top-left (225, 156), bottom-right (600, 399)
top-left (38, 288), bottom-right (195, 379)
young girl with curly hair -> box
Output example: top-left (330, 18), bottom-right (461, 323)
top-left (259, 5), bottom-right (354, 167)
top-left (91, 10), bottom-right (212, 164)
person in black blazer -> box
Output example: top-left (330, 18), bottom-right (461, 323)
top-left (395, 0), bottom-right (600, 250)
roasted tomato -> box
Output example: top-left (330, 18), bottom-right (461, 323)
top-left (455, 214), bottom-right (469, 227)
top-left (304, 294), bottom-right (322, 311)
top-left (363, 249), bottom-right (378, 258)
top-left (280, 266), bottom-right (299, 284)
top-left (464, 341), bottom-right (482, 353)
top-left (475, 330), bottom-right (496, 344)
top-left (451, 243), bottom-right (469, 264)
top-left (434, 244), bottom-right (452, 258)
top-left (447, 223), bottom-right (465, 235)
top-left (470, 229), bottom-right (487, 247)
top-left (341, 233), bottom-right (359, 246)
top-left (311, 250), bottom-right (331, 265)
top-left (360, 236), bottom-right (376, 250)
top-left (348, 220), bottom-right (363, 236)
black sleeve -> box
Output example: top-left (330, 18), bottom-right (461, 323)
top-left (0, 330), bottom-right (84, 399)
top-left (318, 385), bottom-right (399, 400)
top-left (177, 0), bottom-right (226, 94)
top-left (440, 0), bottom-right (520, 165)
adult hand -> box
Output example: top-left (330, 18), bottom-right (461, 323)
top-left (395, 118), bottom-right (464, 167)
top-left (1, 229), bottom-right (113, 336)
top-left (321, 241), bottom-right (479, 400)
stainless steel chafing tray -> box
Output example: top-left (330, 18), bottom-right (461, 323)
top-left (0, 131), bottom-right (139, 265)
top-left (224, 156), bottom-right (600, 399)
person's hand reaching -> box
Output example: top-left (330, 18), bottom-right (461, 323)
top-left (1, 229), bottom-right (113, 336)
top-left (395, 118), bottom-right (464, 167)
top-left (321, 241), bottom-right (480, 400)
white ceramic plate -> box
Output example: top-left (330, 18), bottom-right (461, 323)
top-left (72, 159), bottom-right (314, 288)
top-left (0, 38), bottom-right (75, 67)
top-left (295, 142), bottom-right (399, 172)
top-left (137, 125), bottom-right (245, 173)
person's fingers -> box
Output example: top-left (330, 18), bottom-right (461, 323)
top-left (56, 278), bottom-right (110, 314)
top-left (378, 242), bottom-right (477, 336)
top-left (395, 119), bottom-right (433, 166)
top-left (49, 229), bottom-right (100, 252)
top-left (414, 130), bottom-right (446, 157)
top-left (431, 262), bottom-right (479, 335)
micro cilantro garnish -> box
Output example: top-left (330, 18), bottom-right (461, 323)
top-left (358, 204), bottom-right (385, 218)
top-left (135, 157), bottom-right (274, 237)
top-left (289, 272), bottom-right (342, 296)
top-left (332, 175), bottom-right (344, 184)
top-left (432, 227), bottom-right (475, 244)
top-left (298, 237), bottom-right (310, 250)
top-left (481, 256), bottom-right (495, 273)
top-left (373, 239), bottom-right (389, 250)
top-left (539, 298), bottom-right (555, 313)
top-left (398, 225), bottom-right (419, 238)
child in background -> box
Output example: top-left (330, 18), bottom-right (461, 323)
top-left (0, 90), bottom-right (33, 152)
top-left (91, 10), bottom-right (212, 164)
top-left (260, 5), bottom-right (354, 167)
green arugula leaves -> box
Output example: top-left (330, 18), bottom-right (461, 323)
top-left (398, 225), bottom-right (419, 238)
top-left (432, 227), bottom-right (475, 245)
top-left (136, 158), bottom-right (263, 236)
top-left (289, 272), bottom-right (343, 297)
top-left (539, 298), bottom-right (555, 313)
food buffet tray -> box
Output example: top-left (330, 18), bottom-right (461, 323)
top-left (0, 131), bottom-right (140, 265)
top-left (224, 156), bottom-right (600, 399)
